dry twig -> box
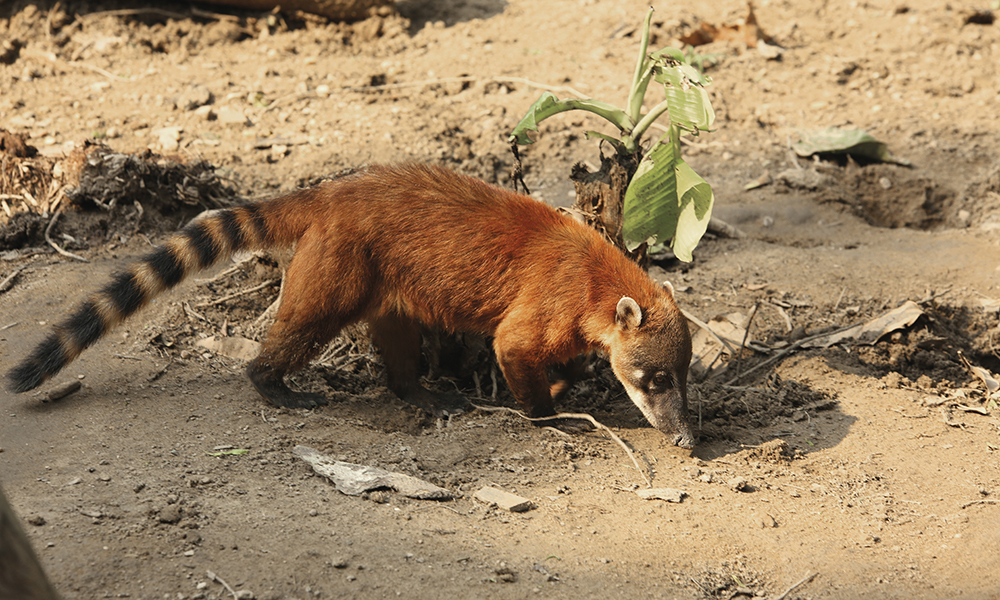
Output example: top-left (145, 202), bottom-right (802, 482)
top-left (960, 499), bottom-right (1000, 509)
top-left (773, 571), bottom-right (817, 600)
top-left (723, 321), bottom-right (862, 386)
top-left (194, 279), bottom-right (278, 308)
top-left (732, 303), bottom-right (760, 383)
top-left (471, 403), bottom-right (651, 487)
top-left (45, 213), bottom-right (89, 263)
top-left (0, 267), bottom-right (24, 295)
top-left (206, 570), bottom-right (238, 600)
top-left (681, 308), bottom-right (737, 355)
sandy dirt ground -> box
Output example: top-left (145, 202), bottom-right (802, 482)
top-left (2, 0), bottom-right (1000, 598)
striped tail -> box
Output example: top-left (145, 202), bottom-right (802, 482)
top-left (7, 199), bottom-right (299, 393)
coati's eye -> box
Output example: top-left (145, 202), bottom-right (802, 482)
top-left (651, 373), bottom-right (672, 390)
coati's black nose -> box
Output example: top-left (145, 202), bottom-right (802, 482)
top-left (671, 431), bottom-right (695, 449)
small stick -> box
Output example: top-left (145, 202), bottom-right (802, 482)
top-left (183, 302), bottom-right (208, 322)
top-left (832, 287), bottom-right (846, 313)
top-left (773, 571), bottom-right (816, 600)
top-left (707, 217), bottom-right (746, 239)
top-left (960, 499), bottom-right (1000, 509)
top-left (249, 273), bottom-right (284, 336)
top-left (81, 7), bottom-right (189, 20)
top-left (681, 308), bottom-right (737, 356)
top-left (723, 321), bottom-right (863, 386)
top-left (195, 254), bottom-right (256, 284)
top-left (113, 354), bottom-right (143, 361)
top-left (732, 303), bottom-right (759, 383)
top-left (0, 267), bottom-right (24, 294)
top-left (194, 279), bottom-right (277, 308)
top-left (148, 360), bottom-right (172, 382)
top-left (918, 287), bottom-right (952, 304)
top-left (770, 302), bottom-right (793, 333)
top-left (45, 213), bottom-right (89, 263)
top-left (206, 570), bottom-right (238, 600)
top-left (471, 403), bottom-right (651, 487)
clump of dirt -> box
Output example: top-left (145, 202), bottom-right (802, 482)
top-left (691, 558), bottom-right (770, 599)
top-left (845, 303), bottom-right (1000, 388)
top-left (696, 376), bottom-right (837, 442)
top-left (1, 137), bottom-right (243, 249)
top-left (0, 127), bottom-right (35, 157)
top-left (0, 211), bottom-right (45, 250)
top-left (733, 438), bottom-right (792, 465)
top-left (66, 143), bottom-right (241, 213)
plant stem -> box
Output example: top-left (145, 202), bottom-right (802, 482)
top-left (627, 7), bottom-right (655, 123)
top-left (631, 98), bottom-right (672, 143)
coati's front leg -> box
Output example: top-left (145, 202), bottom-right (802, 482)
top-left (494, 329), bottom-right (591, 431)
top-left (493, 341), bottom-right (557, 420)
top-left (549, 356), bottom-right (586, 404)
top-left (369, 312), bottom-right (469, 417)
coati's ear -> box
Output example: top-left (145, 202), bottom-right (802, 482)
top-left (616, 296), bottom-right (642, 330)
top-left (663, 281), bottom-right (675, 297)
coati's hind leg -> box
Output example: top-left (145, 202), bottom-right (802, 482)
top-left (246, 316), bottom-right (338, 410)
top-left (247, 233), bottom-right (369, 409)
top-left (369, 313), bottom-right (469, 417)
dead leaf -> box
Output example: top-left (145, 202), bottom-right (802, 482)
top-left (195, 335), bottom-right (261, 362)
top-left (679, 2), bottom-right (775, 49)
top-left (690, 312), bottom-right (753, 375)
top-left (293, 445), bottom-right (454, 500)
top-left (802, 301), bottom-right (924, 348)
top-left (793, 127), bottom-right (911, 166)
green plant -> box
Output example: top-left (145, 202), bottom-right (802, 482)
top-left (509, 8), bottom-right (716, 262)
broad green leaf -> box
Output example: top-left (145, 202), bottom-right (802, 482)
top-left (793, 127), bottom-right (911, 165)
top-left (650, 46), bottom-right (686, 63)
top-left (671, 160), bottom-right (714, 262)
top-left (622, 138), bottom-right (679, 252)
top-left (509, 92), bottom-right (633, 145)
top-left (655, 66), bottom-right (715, 131)
top-left (622, 134), bottom-right (714, 262)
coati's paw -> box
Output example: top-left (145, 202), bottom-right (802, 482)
top-left (400, 388), bottom-right (470, 418)
top-left (247, 366), bottom-right (329, 409)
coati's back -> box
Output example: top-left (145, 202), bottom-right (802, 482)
top-left (337, 164), bottom-right (650, 335)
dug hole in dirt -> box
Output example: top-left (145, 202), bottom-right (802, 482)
top-left (2, 0), bottom-right (1000, 599)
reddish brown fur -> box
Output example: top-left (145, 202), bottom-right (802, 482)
top-left (10, 164), bottom-right (695, 446)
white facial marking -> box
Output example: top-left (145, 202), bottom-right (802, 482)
top-left (621, 380), bottom-right (659, 429)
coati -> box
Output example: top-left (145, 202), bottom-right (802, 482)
top-left (7, 164), bottom-right (696, 448)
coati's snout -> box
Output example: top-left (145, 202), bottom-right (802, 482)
top-left (610, 296), bottom-right (695, 449)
